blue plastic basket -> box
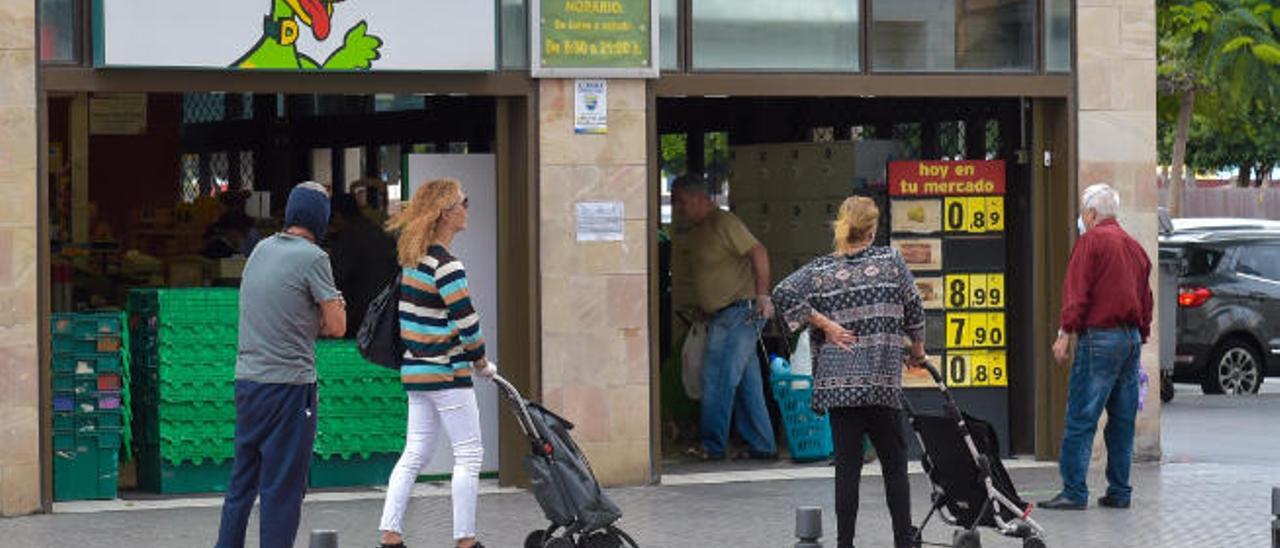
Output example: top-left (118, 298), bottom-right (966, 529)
top-left (770, 372), bottom-right (833, 463)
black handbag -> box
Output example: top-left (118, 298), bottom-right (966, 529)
top-left (357, 272), bottom-right (404, 370)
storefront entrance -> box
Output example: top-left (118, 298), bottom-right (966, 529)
top-left (40, 89), bottom-right (539, 498)
top-left (653, 97), bottom-right (1043, 467)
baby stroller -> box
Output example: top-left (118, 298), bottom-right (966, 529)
top-left (904, 363), bottom-right (1047, 548)
top-left (491, 375), bottom-right (640, 548)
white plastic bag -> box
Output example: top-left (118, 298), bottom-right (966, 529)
top-left (682, 322), bottom-right (708, 400)
top-left (790, 330), bottom-right (814, 377)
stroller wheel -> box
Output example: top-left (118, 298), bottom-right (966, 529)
top-left (580, 531), bottom-right (623, 548)
top-left (1022, 537), bottom-right (1046, 548)
top-left (524, 530), bottom-right (547, 548)
top-left (543, 537), bottom-right (576, 548)
top-left (952, 530), bottom-right (982, 548)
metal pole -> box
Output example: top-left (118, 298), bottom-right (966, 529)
top-left (1271, 486), bottom-right (1279, 548)
top-left (795, 507), bottom-right (823, 548)
top-left (309, 529), bottom-right (339, 548)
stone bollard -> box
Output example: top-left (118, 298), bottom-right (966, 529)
top-left (795, 507), bottom-right (823, 548)
top-left (1272, 487), bottom-right (1279, 548)
top-left (310, 529), bottom-right (340, 548)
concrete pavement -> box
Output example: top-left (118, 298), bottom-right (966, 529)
top-left (1, 385), bottom-right (1277, 547)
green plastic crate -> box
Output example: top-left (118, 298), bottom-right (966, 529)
top-left (308, 453), bottom-right (400, 488)
top-left (52, 431), bottom-right (120, 501)
top-left (53, 411), bottom-right (124, 434)
top-left (52, 313), bottom-right (124, 338)
top-left (52, 354), bottom-right (122, 376)
top-left (157, 436), bottom-right (235, 465)
top-left (136, 448), bottom-right (233, 494)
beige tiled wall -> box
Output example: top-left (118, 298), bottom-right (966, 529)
top-left (539, 79), bottom-right (652, 485)
top-left (1077, 1), bottom-right (1162, 461)
top-left (0, 0), bottom-right (42, 516)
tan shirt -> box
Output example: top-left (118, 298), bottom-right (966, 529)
top-left (688, 209), bottom-right (760, 313)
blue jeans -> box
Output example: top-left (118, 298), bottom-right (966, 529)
top-left (700, 301), bottom-right (777, 457)
top-left (216, 381), bottom-right (318, 548)
top-left (1058, 328), bottom-right (1141, 504)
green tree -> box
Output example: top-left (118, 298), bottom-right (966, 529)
top-left (1184, 93), bottom-right (1280, 186)
top-left (1159, 0), bottom-right (1280, 211)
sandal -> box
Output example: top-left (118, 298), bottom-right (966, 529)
top-left (684, 446), bottom-right (724, 461)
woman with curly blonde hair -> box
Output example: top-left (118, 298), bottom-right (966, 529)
top-left (772, 196), bottom-right (926, 548)
top-left (377, 179), bottom-right (494, 548)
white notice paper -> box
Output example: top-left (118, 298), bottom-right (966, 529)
top-left (575, 202), bottom-right (624, 242)
top-left (574, 80), bottom-right (608, 135)
top-left (90, 93), bottom-right (148, 135)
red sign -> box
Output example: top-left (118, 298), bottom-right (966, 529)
top-left (888, 160), bottom-right (1006, 197)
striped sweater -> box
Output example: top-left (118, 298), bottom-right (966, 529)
top-left (398, 245), bottom-right (485, 391)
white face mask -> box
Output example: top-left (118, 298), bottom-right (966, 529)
top-left (1077, 216), bottom-right (1087, 235)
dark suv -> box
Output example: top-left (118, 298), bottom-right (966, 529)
top-left (1162, 231), bottom-right (1280, 395)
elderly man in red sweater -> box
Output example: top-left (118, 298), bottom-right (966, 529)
top-left (1040, 183), bottom-right (1153, 511)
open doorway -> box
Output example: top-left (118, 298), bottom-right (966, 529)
top-left (655, 97), bottom-right (1034, 472)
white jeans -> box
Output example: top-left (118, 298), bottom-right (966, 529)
top-left (379, 388), bottom-right (484, 540)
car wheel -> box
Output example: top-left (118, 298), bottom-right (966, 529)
top-left (1201, 339), bottom-right (1263, 395)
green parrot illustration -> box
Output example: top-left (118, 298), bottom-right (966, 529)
top-left (233, 0), bottom-right (382, 70)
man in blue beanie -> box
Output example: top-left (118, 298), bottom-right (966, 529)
top-left (216, 181), bottom-right (347, 548)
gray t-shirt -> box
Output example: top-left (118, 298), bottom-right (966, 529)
top-left (236, 233), bottom-right (341, 384)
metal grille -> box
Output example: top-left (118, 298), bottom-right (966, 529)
top-left (209, 152), bottom-right (230, 194)
top-left (183, 93), bottom-right (225, 124)
top-left (180, 154), bottom-right (200, 203)
top-left (238, 151), bottom-right (255, 190)
top-left (893, 123), bottom-right (923, 158)
top-left (986, 120), bottom-right (1001, 159)
top-left (940, 121), bottom-right (965, 160)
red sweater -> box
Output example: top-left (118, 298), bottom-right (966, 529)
top-left (1059, 219), bottom-right (1154, 342)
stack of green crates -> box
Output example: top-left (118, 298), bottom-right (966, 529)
top-left (311, 340), bottom-right (407, 488)
top-left (129, 288), bottom-right (238, 494)
top-left (51, 311), bottom-right (131, 501)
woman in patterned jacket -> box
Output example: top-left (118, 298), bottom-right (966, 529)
top-left (772, 196), bottom-right (927, 548)
top-left (378, 179), bottom-right (495, 548)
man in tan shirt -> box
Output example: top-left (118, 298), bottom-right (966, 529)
top-left (672, 175), bottom-right (778, 460)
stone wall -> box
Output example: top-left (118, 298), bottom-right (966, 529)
top-left (1077, 0), bottom-right (1162, 461)
top-left (538, 79), bottom-right (652, 485)
top-left (0, 0), bottom-right (42, 516)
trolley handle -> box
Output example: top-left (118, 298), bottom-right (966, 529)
top-left (916, 359), bottom-right (945, 385)
top-left (491, 374), bottom-right (542, 443)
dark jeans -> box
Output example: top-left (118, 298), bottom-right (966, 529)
top-left (831, 406), bottom-right (913, 548)
top-left (216, 381), bottom-right (318, 548)
top-left (1058, 327), bottom-right (1141, 504)
top-left (699, 301), bottom-right (776, 457)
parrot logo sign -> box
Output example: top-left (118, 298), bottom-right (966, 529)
top-left (232, 0), bottom-right (382, 70)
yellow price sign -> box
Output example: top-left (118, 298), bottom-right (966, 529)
top-left (945, 274), bottom-right (969, 309)
top-left (943, 196), bottom-right (1005, 233)
top-left (945, 352), bottom-right (973, 387)
top-left (985, 274), bottom-right (1005, 309)
top-left (966, 197), bottom-right (989, 232)
top-left (945, 273), bottom-right (1005, 310)
top-left (989, 350), bottom-right (1008, 387)
top-left (947, 312), bottom-right (1006, 349)
top-left (987, 313), bottom-right (1006, 347)
top-left (986, 197), bottom-right (1005, 232)
top-left (968, 274), bottom-right (990, 309)
top-left (944, 198), bottom-right (967, 232)
top-left (971, 351), bottom-right (991, 387)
